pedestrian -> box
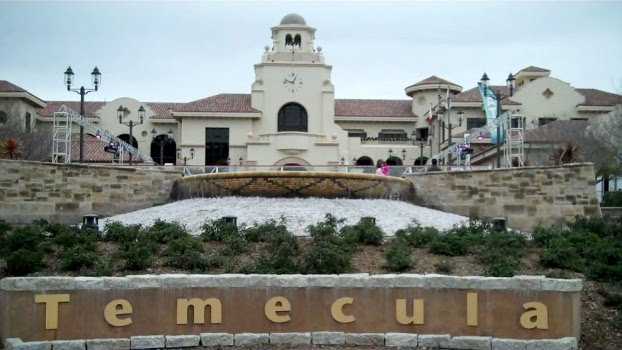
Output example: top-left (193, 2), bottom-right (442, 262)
top-left (428, 158), bottom-right (442, 172)
top-left (376, 159), bottom-right (389, 176)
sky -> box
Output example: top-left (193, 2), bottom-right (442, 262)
top-left (1, 0), bottom-right (621, 104)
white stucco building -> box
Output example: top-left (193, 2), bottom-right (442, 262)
top-left (1, 13), bottom-right (621, 168)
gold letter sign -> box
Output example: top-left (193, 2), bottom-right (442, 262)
top-left (104, 299), bottom-right (133, 327)
top-left (520, 302), bottom-right (549, 329)
top-left (331, 297), bottom-right (355, 323)
top-left (34, 294), bottom-right (70, 330)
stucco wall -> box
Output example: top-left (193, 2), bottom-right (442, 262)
top-left (0, 159), bottom-right (181, 225)
top-left (404, 163), bottom-right (601, 231)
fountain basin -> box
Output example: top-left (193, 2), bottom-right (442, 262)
top-left (172, 171), bottom-right (414, 202)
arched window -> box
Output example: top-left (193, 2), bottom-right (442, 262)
top-left (285, 34), bottom-right (293, 46)
top-left (278, 103), bottom-right (307, 132)
top-left (294, 34), bottom-right (301, 46)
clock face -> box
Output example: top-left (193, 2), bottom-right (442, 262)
top-left (283, 72), bottom-right (303, 93)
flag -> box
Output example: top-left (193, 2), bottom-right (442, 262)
top-left (426, 103), bottom-right (434, 125)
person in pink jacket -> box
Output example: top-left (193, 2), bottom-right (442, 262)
top-left (376, 159), bottom-right (390, 176)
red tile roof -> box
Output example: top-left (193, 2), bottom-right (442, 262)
top-left (335, 99), bottom-right (414, 117)
top-left (178, 94), bottom-right (259, 113)
top-left (576, 89), bottom-right (622, 107)
top-left (0, 80), bottom-right (27, 92)
top-left (69, 133), bottom-right (121, 163)
top-left (518, 66), bottom-right (550, 73)
top-left (524, 120), bottom-right (588, 142)
top-left (146, 102), bottom-right (186, 119)
top-left (408, 75), bottom-right (459, 87)
top-left (452, 86), bottom-right (521, 105)
top-left (38, 101), bottom-right (105, 119)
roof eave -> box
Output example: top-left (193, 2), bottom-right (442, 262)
top-left (0, 91), bottom-right (46, 108)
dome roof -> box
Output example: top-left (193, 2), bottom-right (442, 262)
top-left (280, 13), bottom-right (306, 25)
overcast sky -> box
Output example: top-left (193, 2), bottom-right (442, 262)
top-left (1, 0), bottom-right (621, 103)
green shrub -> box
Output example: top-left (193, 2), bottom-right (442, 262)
top-left (116, 243), bottom-right (154, 271)
top-left (0, 219), bottom-right (12, 236)
top-left (571, 216), bottom-right (622, 239)
top-left (5, 249), bottom-right (45, 276)
top-left (243, 218), bottom-right (289, 243)
top-left (478, 231), bottom-right (526, 277)
top-left (163, 237), bottom-right (208, 271)
top-left (603, 292), bottom-right (622, 311)
top-left (340, 218), bottom-right (384, 246)
top-left (103, 222), bottom-right (143, 243)
top-left (428, 231), bottom-right (469, 256)
top-left (53, 226), bottom-right (99, 250)
top-left (531, 226), bottom-right (562, 248)
top-left (384, 238), bottom-right (412, 271)
top-left (146, 219), bottom-right (190, 244)
top-left (92, 258), bottom-right (112, 276)
top-left (60, 245), bottom-right (98, 271)
top-left (601, 190), bottom-right (622, 207)
top-left (2, 226), bottom-right (49, 254)
top-left (301, 215), bottom-right (352, 274)
top-left (539, 236), bottom-right (583, 272)
top-left (201, 218), bottom-right (239, 242)
top-left (394, 223), bottom-right (439, 248)
top-left (583, 239), bottom-right (622, 283)
top-left (434, 260), bottom-right (454, 274)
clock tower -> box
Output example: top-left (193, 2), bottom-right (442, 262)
top-left (248, 13), bottom-right (347, 166)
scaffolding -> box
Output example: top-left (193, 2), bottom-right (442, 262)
top-left (52, 110), bottom-right (72, 163)
top-left (504, 109), bottom-right (525, 167)
top-left (51, 105), bottom-right (155, 165)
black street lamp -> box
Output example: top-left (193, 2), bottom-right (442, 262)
top-left (117, 105), bottom-right (144, 165)
top-left (388, 148), bottom-right (393, 158)
top-left (480, 72), bottom-right (515, 168)
top-left (176, 147), bottom-right (195, 165)
top-left (239, 157), bottom-right (244, 166)
top-left (151, 128), bottom-right (174, 165)
top-left (401, 148), bottom-right (406, 161)
top-left (64, 66), bottom-right (101, 163)
top-left (437, 101), bottom-right (464, 166)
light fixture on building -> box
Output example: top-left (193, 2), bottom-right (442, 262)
top-left (388, 148), bottom-right (393, 158)
top-left (239, 157), bottom-right (244, 165)
top-left (402, 148), bottom-right (406, 160)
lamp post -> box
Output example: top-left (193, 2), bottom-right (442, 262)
top-left (151, 128), bottom-right (174, 165)
top-left (401, 148), bottom-right (406, 161)
top-left (480, 73), bottom-right (515, 168)
top-left (64, 66), bottom-right (101, 163)
top-left (388, 148), bottom-right (393, 158)
top-left (176, 147), bottom-right (195, 166)
top-left (117, 105), bottom-right (144, 166)
top-left (239, 157), bottom-right (244, 166)
top-left (437, 103), bottom-right (464, 166)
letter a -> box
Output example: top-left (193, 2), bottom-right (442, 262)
top-left (520, 302), bottom-right (549, 329)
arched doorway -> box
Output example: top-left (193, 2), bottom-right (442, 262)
top-left (414, 157), bottom-right (429, 166)
top-left (118, 134), bottom-right (138, 149)
top-left (355, 156), bottom-right (374, 166)
top-left (150, 134), bottom-right (176, 165)
top-left (386, 156), bottom-right (403, 166)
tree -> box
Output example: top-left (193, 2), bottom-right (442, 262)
top-left (0, 138), bottom-right (22, 159)
top-left (0, 102), bottom-right (52, 161)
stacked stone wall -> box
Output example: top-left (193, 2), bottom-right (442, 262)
top-left (404, 163), bottom-right (601, 231)
top-left (0, 160), bottom-right (181, 225)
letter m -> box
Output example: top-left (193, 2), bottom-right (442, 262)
top-left (177, 298), bottom-right (222, 325)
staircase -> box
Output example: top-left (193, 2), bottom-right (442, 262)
top-left (52, 105), bottom-right (155, 165)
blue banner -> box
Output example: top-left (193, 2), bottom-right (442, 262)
top-left (477, 82), bottom-right (503, 144)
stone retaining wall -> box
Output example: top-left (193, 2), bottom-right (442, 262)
top-left (1, 274), bottom-right (581, 347)
top-left (0, 159), bottom-right (181, 225)
top-left (404, 163), bottom-right (601, 231)
top-left (172, 171), bottom-right (415, 201)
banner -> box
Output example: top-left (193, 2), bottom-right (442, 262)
top-left (477, 82), bottom-right (504, 144)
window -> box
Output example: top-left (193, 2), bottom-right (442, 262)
top-left (346, 129), bottom-right (367, 139)
top-left (25, 112), bottom-right (31, 133)
top-left (278, 103), bottom-right (308, 132)
top-left (538, 118), bottom-right (557, 126)
top-left (378, 129), bottom-right (407, 140)
top-left (0, 111), bottom-right (7, 124)
top-left (466, 118), bottom-right (486, 130)
top-left (415, 128), bottom-right (429, 141)
top-left (285, 34), bottom-right (293, 45)
top-left (510, 116), bottom-right (526, 129)
top-left (294, 34), bottom-right (301, 46)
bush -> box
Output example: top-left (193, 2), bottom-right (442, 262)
top-left (146, 219), bottom-right (190, 244)
top-left (531, 226), bottom-right (562, 248)
top-left (60, 245), bottom-right (98, 271)
top-left (103, 222), bottom-right (143, 243)
top-left (243, 218), bottom-right (289, 243)
top-left (478, 231), bottom-right (526, 277)
top-left (0, 219), bottom-right (12, 236)
top-left (539, 236), bottom-right (583, 272)
top-left (603, 292), bottom-right (622, 311)
top-left (428, 231), bottom-right (470, 256)
top-left (5, 249), bottom-right (45, 276)
top-left (340, 218), bottom-right (384, 246)
top-left (201, 218), bottom-right (239, 242)
top-left (163, 237), bottom-right (208, 271)
top-left (301, 215), bottom-right (352, 274)
top-left (394, 223), bottom-right (439, 248)
top-left (584, 239), bottom-right (622, 283)
top-left (2, 226), bottom-right (49, 254)
top-left (384, 238), bottom-right (412, 271)
top-left (116, 243), bottom-right (154, 271)
top-left (53, 226), bottom-right (99, 250)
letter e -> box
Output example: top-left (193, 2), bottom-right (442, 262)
top-left (265, 296), bottom-right (291, 323)
top-left (104, 299), bottom-right (133, 327)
